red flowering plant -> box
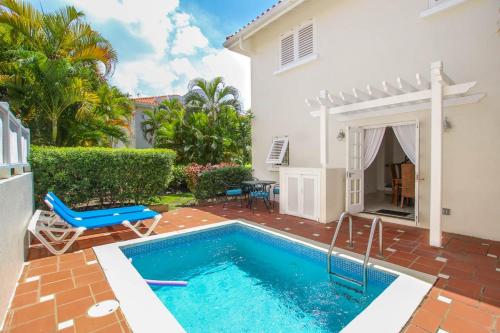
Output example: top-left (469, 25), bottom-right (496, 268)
top-left (185, 163), bottom-right (252, 200)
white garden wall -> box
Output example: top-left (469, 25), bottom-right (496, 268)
top-left (0, 173), bottom-right (33, 329)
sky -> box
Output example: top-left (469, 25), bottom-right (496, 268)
top-left (27, 0), bottom-right (277, 108)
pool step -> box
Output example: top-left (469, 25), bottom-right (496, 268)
top-left (326, 212), bottom-right (383, 293)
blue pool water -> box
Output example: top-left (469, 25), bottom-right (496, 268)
top-left (123, 224), bottom-right (397, 333)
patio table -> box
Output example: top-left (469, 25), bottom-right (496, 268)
top-left (241, 180), bottom-right (276, 187)
top-left (242, 180), bottom-right (276, 210)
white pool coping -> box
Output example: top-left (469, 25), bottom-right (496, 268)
top-left (93, 220), bottom-right (435, 333)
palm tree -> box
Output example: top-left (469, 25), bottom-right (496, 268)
top-left (141, 98), bottom-right (183, 146)
top-left (0, 52), bottom-right (97, 144)
top-left (0, 0), bottom-right (117, 76)
top-left (93, 84), bottom-right (133, 146)
top-left (184, 77), bottom-right (241, 120)
top-left (0, 0), bottom-right (124, 145)
top-left (141, 107), bottom-right (168, 146)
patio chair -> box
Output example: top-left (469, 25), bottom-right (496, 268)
top-left (249, 183), bottom-right (272, 212)
top-left (272, 183), bottom-right (280, 208)
top-left (222, 183), bottom-right (244, 208)
top-left (46, 192), bottom-right (148, 219)
top-left (29, 199), bottom-right (162, 255)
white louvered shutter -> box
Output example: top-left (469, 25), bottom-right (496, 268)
top-left (297, 23), bottom-right (314, 59)
top-left (266, 137), bottom-right (289, 164)
top-left (280, 34), bottom-right (295, 67)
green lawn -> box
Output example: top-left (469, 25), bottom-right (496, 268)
top-left (150, 192), bottom-right (196, 210)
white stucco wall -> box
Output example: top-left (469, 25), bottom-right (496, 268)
top-left (133, 107), bottom-right (154, 149)
top-left (232, 0), bottom-right (500, 240)
top-left (0, 173), bottom-right (33, 328)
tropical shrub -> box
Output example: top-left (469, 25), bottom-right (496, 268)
top-left (168, 165), bottom-right (188, 192)
top-left (149, 78), bottom-right (253, 165)
top-left (0, 1), bottom-right (132, 147)
top-left (185, 163), bottom-right (238, 192)
top-left (30, 146), bottom-right (175, 207)
top-left (186, 164), bottom-right (252, 200)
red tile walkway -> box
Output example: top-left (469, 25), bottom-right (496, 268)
top-left (2, 202), bottom-right (499, 333)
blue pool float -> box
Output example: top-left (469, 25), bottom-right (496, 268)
top-left (145, 279), bottom-right (188, 287)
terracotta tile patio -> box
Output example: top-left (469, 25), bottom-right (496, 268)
top-left (2, 202), bottom-right (499, 333)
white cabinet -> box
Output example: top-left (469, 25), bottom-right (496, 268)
top-left (280, 168), bottom-right (320, 221)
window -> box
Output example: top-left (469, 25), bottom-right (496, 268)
top-left (280, 34), bottom-right (295, 67)
top-left (297, 23), bottom-right (314, 59)
top-left (279, 20), bottom-right (316, 70)
top-left (420, 0), bottom-right (467, 18)
top-left (266, 136), bottom-right (289, 165)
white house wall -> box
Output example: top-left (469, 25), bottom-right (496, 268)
top-left (133, 107), bottom-right (153, 149)
top-left (243, 0), bottom-right (500, 240)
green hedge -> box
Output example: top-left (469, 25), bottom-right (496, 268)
top-left (193, 166), bottom-right (252, 200)
top-left (30, 146), bottom-right (176, 207)
top-left (167, 165), bottom-right (188, 192)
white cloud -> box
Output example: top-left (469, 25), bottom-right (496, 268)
top-left (173, 12), bottom-right (191, 28)
top-left (112, 57), bottom-right (179, 96)
top-left (170, 58), bottom-right (199, 80)
top-left (171, 26), bottom-right (209, 56)
top-left (198, 50), bottom-right (251, 109)
top-left (61, 0), bottom-right (251, 107)
top-left (66, 0), bottom-right (179, 58)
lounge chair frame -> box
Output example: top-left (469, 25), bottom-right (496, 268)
top-left (29, 203), bottom-right (162, 255)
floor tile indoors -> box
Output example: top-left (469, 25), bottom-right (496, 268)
top-left (2, 202), bottom-right (499, 333)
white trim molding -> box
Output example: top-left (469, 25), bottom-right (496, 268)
top-left (420, 0), bottom-right (468, 18)
top-left (274, 53), bottom-right (318, 75)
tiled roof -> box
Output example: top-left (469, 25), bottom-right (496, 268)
top-left (131, 95), bottom-right (170, 106)
top-left (225, 1), bottom-right (283, 41)
top-left (131, 95), bottom-right (183, 106)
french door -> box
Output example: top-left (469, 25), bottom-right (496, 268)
top-left (346, 127), bottom-right (364, 213)
top-left (414, 121), bottom-right (420, 225)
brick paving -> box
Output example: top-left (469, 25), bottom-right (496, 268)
top-left (1, 202), bottom-right (499, 333)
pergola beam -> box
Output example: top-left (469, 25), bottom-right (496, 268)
top-left (311, 81), bottom-right (478, 116)
top-left (367, 85), bottom-right (389, 98)
top-left (352, 88), bottom-right (372, 101)
top-left (309, 92), bottom-right (485, 118)
top-left (382, 81), bottom-right (403, 95)
top-left (416, 73), bottom-right (430, 89)
top-left (397, 77), bottom-right (418, 93)
top-left (305, 61), bottom-right (486, 248)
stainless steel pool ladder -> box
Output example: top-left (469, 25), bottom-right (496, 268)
top-left (327, 212), bottom-right (383, 292)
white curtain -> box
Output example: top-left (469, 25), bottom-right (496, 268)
top-left (393, 124), bottom-right (417, 164)
top-left (363, 127), bottom-right (386, 170)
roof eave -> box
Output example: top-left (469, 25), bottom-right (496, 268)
top-left (223, 0), bottom-right (307, 52)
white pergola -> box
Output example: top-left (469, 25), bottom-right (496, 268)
top-left (305, 61), bottom-right (485, 247)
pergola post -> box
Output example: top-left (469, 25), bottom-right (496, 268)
top-left (430, 61), bottom-right (443, 247)
top-left (319, 90), bottom-right (329, 167)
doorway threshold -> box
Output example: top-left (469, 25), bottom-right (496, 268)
top-left (356, 212), bottom-right (422, 228)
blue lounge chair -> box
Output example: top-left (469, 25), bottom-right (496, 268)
top-left (46, 192), bottom-right (147, 219)
top-left (30, 197), bottom-right (163, 255)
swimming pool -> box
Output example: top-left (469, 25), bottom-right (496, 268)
top-left (95, 220), bottom-right (434, 333)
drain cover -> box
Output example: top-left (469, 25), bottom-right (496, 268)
top-left (87, 300), bottom-right (120, 318)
